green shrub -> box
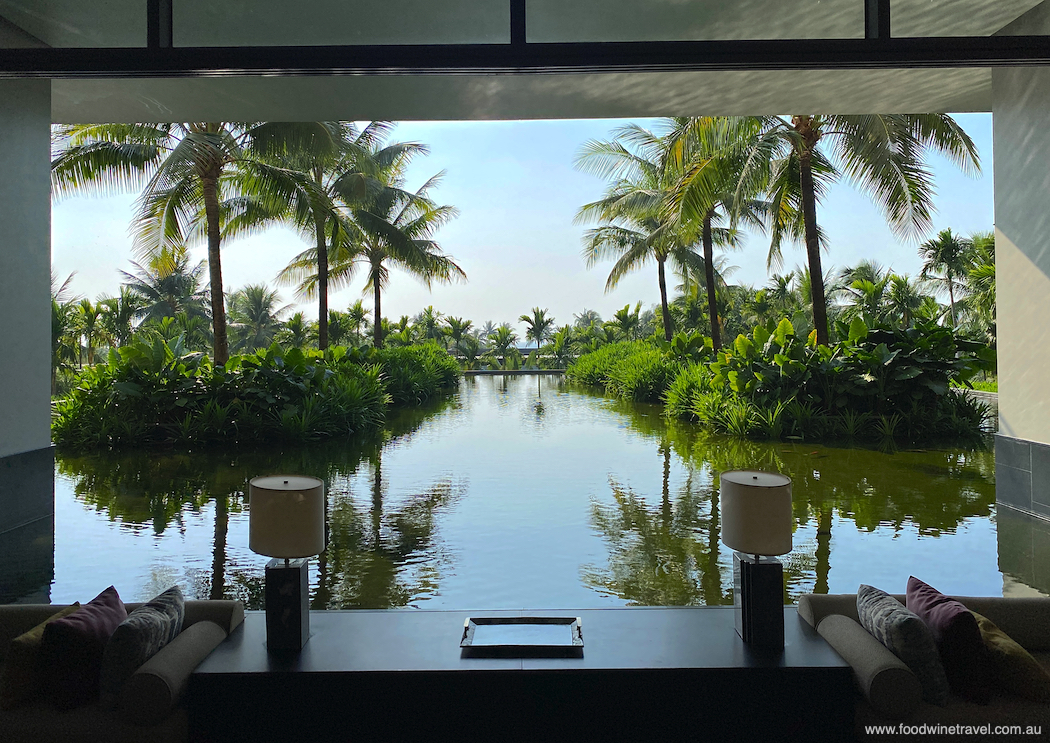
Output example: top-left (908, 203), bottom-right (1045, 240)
top-left (569, 316), bottom-right (995, 445)
top-left (52, 339), bottom-right (459, 450)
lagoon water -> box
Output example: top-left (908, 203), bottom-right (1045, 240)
top-left (25, 374), bottom-right (1049, 608)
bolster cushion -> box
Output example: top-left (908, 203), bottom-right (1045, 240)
top-left (119, 620), bottom-right (227, 726)
top-left (182, 601), bottom-right (244, 635)
top-left (817, 614), bottom-right (923, 718)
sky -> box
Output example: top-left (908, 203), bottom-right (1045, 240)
top-left (52, 114), bottom-right (994, 337)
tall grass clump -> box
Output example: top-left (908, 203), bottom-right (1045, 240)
top-left (52, 338), bottom-right (460, 450)
top-left (567, 340), bottom-right (679, 403)
top-left (566, 340), bottom-right (652, 387)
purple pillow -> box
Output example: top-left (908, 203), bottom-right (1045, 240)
top-left (906, 576), bottom-right (990, 702)
top-left (40, 586), bottom-right (128, 709)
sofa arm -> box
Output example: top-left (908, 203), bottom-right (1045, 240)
top-left (119, 620), bottom-right (227, 726)
top-left (817, 614), bottom-right (923, 719)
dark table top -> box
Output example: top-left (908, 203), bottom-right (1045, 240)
top-left (193, 606), bottom-right (849, 676)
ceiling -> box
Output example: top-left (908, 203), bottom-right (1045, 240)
top-left (0, 0), bottom-right (1045, 121)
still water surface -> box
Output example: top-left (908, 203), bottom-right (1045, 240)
top-left (44, 374), bottom-right (1034, 609)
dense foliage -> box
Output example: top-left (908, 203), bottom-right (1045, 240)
top-left (52, 339), bottom-right (459, 449)
top-left (568, 319), bottom-right (994, 444)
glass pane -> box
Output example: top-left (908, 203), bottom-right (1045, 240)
top-left (174, 0), bottom-right (510, 47)
top-left (892, 0), bottom-right (1046, 38)
top-left (0, 0), bottom-right (144, 48)
top-left (527, 0), bottom-right (863, 42)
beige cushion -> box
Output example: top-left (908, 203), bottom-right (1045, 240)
top-left (817, 614), bottom-right (923, 718)
top-left (973, 611), bottom-right (1050, 702)
top-left (120, 620), bottom-right (227, 726)
top-left (0, 604), bottom-right (81, 709)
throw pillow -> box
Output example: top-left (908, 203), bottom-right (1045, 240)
top-left (972, 611), bottom-right (1050, 702)
top-left (40, 585), bottom-right (127, 709)
top-left (0, 603), bottom-right (81, 709)
top-left (905, 576), bottom-right (990, 702)
top-left (99, 585), bottom-right (185, 707)
top-left (857, 583), bottom-right (951, 706)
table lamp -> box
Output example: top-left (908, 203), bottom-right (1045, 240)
top-left (719, 470), bottom-right (792, 651)
top-left (249, 475), bottom-right (325, 652)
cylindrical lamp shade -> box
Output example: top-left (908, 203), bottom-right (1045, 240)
top-left (249, 475), bottom-right (326, 558)
top-left (720, 470), bottom-right (792, 556)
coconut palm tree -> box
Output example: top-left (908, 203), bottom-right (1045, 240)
top-left (920, 228), bottom-right (973, 329)
top-left (227, 284), bottom-right (290, 353)
top-left (414, 306), bottom-right (446, 344)
top-left (662, 117), bottom-right (770, 350)
top-left (885, 275), bottom-right (926, 329)
top-left (444, 316), bottom-right (473, 353)
top-left (576, 124), bottom-right (716, 342)
top-left (573, 309), bottom-right (602, 329)
top-left (75, 299), bottom-right (103, 367)
top-left (519, 307), bottom-right (555, 352)
top-left (269, 122), bottom-right (421, 349)
top-left (962, 231), bottom-right (995, 344)
top-left (52, 122), bottom-right (341, 364)
top-left (346, 299), bottom-right (371, 345)
top-left (736, 115), bottom-right (980, 345)
top-left (120, 255), bottom-right (209, 325)
top-left (98, 288), bottom-right (141, 348)
top-left (282, 145), bottom-right (464, 349)
top-left (277, 311), bottom-right (314, 348)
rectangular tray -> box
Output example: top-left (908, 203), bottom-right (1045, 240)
top-left (460, 616), bottom-right (584, 658)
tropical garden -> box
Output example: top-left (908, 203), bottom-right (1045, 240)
top-left (50, 116), bottom-right (996, 449)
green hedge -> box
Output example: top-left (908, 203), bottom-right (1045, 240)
top-left (52, 340), bottom-right (459, 449)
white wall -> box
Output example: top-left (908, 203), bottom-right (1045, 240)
top-left (0, 79), bottom-right (51, 458)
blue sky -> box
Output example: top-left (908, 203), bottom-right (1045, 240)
top-left (52, 114), bottom-right (994, 335)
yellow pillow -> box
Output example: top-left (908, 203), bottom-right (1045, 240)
top-left (0, 604), bottom-right (81, 709)
top-left (972, 611), bottom-right (1050, 702)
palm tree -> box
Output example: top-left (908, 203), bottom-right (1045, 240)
top-left (227, 284), bottom-right (290, 353)
top-left (575, 122), bottom-right (717, 342)
top-left (414, 306), bottom-right (446, 344)
top-left (573, 309), bottom-right (602, 329)
top-left (920, 228), bottom-right (972, 329)
top-left (519, 307), bottom-right (555, 352)
top-left (663, 117), bottom-right (769, 350)
top-left (737, 115), bottom-right (980, 345)
top-left (486, 325), bottom-right (519, 369)
top-left (346, 299), bottom-right (371, 345)
top-left (277, 311), bottom-right (314, 348)
top-left (885, 274), bottom-right (926, 329)
top-left (963, 231), bottom-right (995, 344)
top-left (610, 302), bottom-right (641, 340)
top-left (52, 122), bottom-right (341, 365)
top-left (282, 144), bottom-right (464, 349)
top-left (120, 255), bottom-right (209, 325)
top-left (444, 316), bottom-right (473, 353)
top-left (98, 288), bottom-right (141, 348)
top-left (269, 122), bottom-right (411, 349)
top-left (75, 299), bottom-right (102, 366)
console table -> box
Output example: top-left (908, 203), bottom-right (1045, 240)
top-left (188, 607), bottom-right (853, 742)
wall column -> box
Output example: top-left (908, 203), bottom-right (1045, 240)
top-left (0, 78), bottom-right (54, 602)
top-left (994, 3), bottom-right (1050, 520)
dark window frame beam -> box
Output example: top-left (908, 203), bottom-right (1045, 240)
top-left (2, 36), bottom-right (1050, 79)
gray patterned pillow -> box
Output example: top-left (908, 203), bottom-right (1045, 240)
top-left (857, 584), bottom-right (950, 706)
top-left (99, 586), bottom-right (185, 707)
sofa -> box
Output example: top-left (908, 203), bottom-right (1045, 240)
top-left (0, 600), bottom-right (243, 743)
top-left (799, 594), bottom-right (1050, 739)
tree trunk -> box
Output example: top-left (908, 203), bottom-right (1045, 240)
top-left (657, 258), bottom-right (673, 342)
top-left (373, 277), bottom-right (383, 348)
top-left (798, 147), bottom-right (829, 346)
top-left (315, 213), bottom-right (329, 350)
top-left (702, 211), bottom-right (721, 351)
top-left (202, 175), bottom-right (229, 365)
top-left (948, 278), bottom-right (957, 329)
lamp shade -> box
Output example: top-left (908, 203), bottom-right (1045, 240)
top-left (720, 470), bottom-right (792, 556)
top-left (249, 475), bottom-right (326, 558)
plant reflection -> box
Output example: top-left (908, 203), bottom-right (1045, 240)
top-left (586, 398), bottom-right (996, 605)
top-left (55, 397), bottom-right (458, 609)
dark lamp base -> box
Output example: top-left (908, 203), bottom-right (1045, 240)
top-left (265, 558), bottom-right (310, 652)
top-left (733, 552), bottom-right (785, 652)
